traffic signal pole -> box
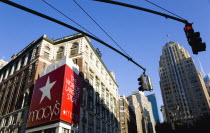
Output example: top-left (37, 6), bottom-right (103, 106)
top-left (0, 0), bottom-right (146, 72)
top-left (93, 0), bottom-right (206, 54)
top-left (93, 0), bottom-right (189, 24)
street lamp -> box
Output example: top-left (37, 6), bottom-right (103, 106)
top-left (168, 105), bottom-right (180, 131)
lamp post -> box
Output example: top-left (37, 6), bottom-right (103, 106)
top-left (169, 111), bottom-right (175, 131)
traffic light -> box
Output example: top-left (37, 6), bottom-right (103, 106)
top-left (137, 75), bottom-right (144, 91)
top-left (146, 75), bottom-right (153, 91)
top-left (137, 74), bottom-right (153, 91)
top-left (184, 23), bottom-right (206, 54)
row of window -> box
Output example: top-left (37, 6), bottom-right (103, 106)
top-left (84, 45), bottom-right (115, 87)
top-left (82, 88), bottom-right (117, 122)
top-left (87, 70), bottom-right (117, 110)
top-left (43, 42), bottom-right (79, 60)
top-left (0, 68), bottom-right (30, 115)
top-left (0, 47), bottom-right (38, 83)
top-left (81, 109), bottom-right (118, 133)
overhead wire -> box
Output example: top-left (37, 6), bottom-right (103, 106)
top-left (143, 0), bottom-right (187, 21)
top-left (41, 0), bottom-right (99, 39)
top-left (0, 0), bottom-right (147, 72)
top-left (72, 0), bottom-right (132, 58)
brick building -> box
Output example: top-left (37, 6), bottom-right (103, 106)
top-left (117, 95), bottom-right (137, 133)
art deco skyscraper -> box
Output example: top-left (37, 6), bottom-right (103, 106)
top-left (159, 42), bottom-right (210, 123)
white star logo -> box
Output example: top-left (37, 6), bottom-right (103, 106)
top-left (39, 77), bottom-right (56, 104)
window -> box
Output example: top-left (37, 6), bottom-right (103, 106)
top-left (88, 113), bottom-right (94, 126)
top-left (70, 42), bottom-right (79, 56)
top-left (106, 91), bottom-right (109, 106)
top-left (101, 85), bottom-right (105, 100)
top-left (88, 89), bottom-right (93, 110)
top-left (96, 118), bottom-right (100, 129)
top-left (102, 122), bottom-right (106, 132)
top-left (96, 99), bottom-right (100, 114)
top-left (57, 46), bottom-right (64, 60)
top-left (85, 45), bottom-right (89, 54)
top-left (62, 128), bottom-right (69, 133)
top-left (101, 68), bottom-right (104, 74)
top-left (120, 99), bottom-right (124, 106)
top-left (14, 61), bottom-right (18, 71)
top-left (95, 78), bottom-right (100, 92)
top-left (27, 50), bottom-right (33, 64)
top-left (89, 71), bottom-right (94, 86)
top-left (21, 55), bottom-right (26, 67)
top-left (82, 89), bottom-right (87, 106)
top-left (96, 60), bottom-right (99, 67)
top-left (44, 128), bottom-right (56, 133)
top-left (44, 51), bottom-right (49, 59)
top-left (45, 46), bottom-right (50, 51)
top-left (90, 52), bottom-right (93, 59)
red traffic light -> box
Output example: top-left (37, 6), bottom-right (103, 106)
top-left (185, 25), bottom-right (192, 30)
top-left (184, 23), bottom-right (193, 31)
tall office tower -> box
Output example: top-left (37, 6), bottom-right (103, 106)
top-left (131, 91), bottom-right (156, 133)
top-left (204, 73), bottom-right (210, 83)
top-left (0, 59), bottom-right (8, 69)
top-left (117, 95), bottom-right (137, 133)
top-left (126, 95), bottom-right (145, 133)
top-left (0, 33), bottom-right (119, 133)
top-left (146, 94), bottom-right (160, 123)
top-left (204, 73), bottom-right (210, 97)
top-left (159, 41), bottom-right (210, 123)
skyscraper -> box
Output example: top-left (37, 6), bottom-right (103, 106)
top-left (131, 91), bottom-right (156, 133)
top-left (203, 73), bottom-right (210, 97)
top-left (126, 94), bottom-right (145, 133)
top-left (204, 73), bottom-right (210, 83)
top-left (146, 94), bottom-right (160, 123)
top-left (159, 41), bottom-right (210, 123)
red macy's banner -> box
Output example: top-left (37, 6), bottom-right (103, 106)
top-left (27, 64), bottom-right (82, 128)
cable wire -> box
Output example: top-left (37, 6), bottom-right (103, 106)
top-left (41, 0), bottom-right (99, 39)
top-left (72, 0), bottom-right (132, 58)
top-left (143, 0), bottom-right (187, 21)
top-left (0, 0), bottom-right (146, 72)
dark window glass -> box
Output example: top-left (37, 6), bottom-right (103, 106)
top-left (27, 50), bottom-right (33, 64)
top-left (21, 55), bottom-right (26, 67)
top-left (44, 128), bottom-right (56, 133)
top-left (44, 51), bottom-right (50, 59)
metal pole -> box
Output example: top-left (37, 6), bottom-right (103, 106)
top-left (93, 0), bottom-right (189, 24)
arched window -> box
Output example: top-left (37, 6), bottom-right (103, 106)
top-left (70, 42), bottom-right (79, 56)
top-left (45, 46), bottom-right (50, 51)
top-left (44, 46), bottom-right (50, 59)
top-left (71, 42), bottom-right (78, 49)
top-left (57, 46), bottom-right (64, 60)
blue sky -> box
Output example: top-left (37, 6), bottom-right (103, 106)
top-left (0, 0), bottom-right (210, 122)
